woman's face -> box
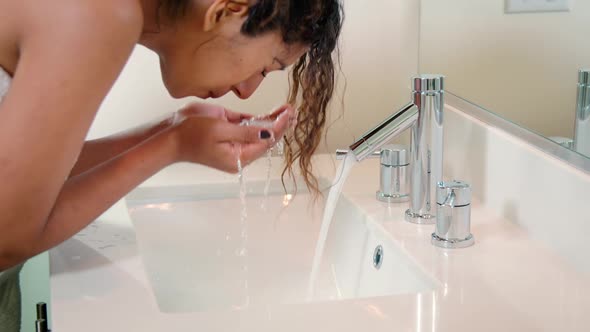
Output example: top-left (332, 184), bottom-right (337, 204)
top-left (149, 0), bottom-right (307, 100)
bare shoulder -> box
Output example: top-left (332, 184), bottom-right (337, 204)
top-left (17, 0), bottom-right (143, 47)
top-left (0, 0), bottom-right (147, 133)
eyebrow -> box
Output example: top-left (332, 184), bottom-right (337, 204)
top-left (273, 58), bottom-right (287, 71)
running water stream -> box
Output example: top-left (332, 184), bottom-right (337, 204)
top-left (306, 151), bottom-right (358, 300)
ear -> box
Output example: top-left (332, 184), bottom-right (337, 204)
top-left (203, 0), bottom-right (250, 32)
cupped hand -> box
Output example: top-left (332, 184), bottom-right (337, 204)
top-left (175, 102), bottom-right (253, 124)
top-left (172, 103), bottom-right (295, 173)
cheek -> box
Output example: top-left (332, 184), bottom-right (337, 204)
top-left (159, 42), bottom-right (265, 97)
top-left (206, 54), bottom-right (257, 89)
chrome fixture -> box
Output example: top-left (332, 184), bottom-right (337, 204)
top-left (336, 149), bottom-right (381, 160)
top-left (574, 69), bottom-right (590, 156)
top-left (349, 75), bottom-right (445, 224)
top-left (548, 136), bottom-right (574, 149)
top-left (431, 181), bottom-right (474, 249)
top-left (377, 144), bottom-right (410, 203)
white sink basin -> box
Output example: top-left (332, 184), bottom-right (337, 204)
top-left (126, 179), bottom-right (437, 313)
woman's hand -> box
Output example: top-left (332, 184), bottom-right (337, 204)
top-left (175, 102), bottom-right (253, 124)
top-left (172, 103), bottom-right (295, 173)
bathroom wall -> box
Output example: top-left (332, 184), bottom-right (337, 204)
top-left (89, 0), bottom-right (420, 153)
top-left (420, 0), bottom-right (590, 139)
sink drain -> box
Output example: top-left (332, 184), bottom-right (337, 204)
top-left (373, 245), bottom-right (383, 269)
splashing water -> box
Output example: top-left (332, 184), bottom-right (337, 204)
top-left (261, 149), bottom-right (273, 210)
top-left (235, 144), bottom-right (250, 307)
top-left (240, 116), bottom-right (277, 210)
top-left (236, 144), bottom-right (248, 256)
top-left (235, 113), bottom-right (286, 307)
top-left (307, 151), bottom-right (358, 300)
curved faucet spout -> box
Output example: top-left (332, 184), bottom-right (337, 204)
top-left (349, 74), bottom-right (445, 225)
top-left (349, 102), bottom-right (419, 162)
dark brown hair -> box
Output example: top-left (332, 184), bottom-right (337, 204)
top-left (161, 0), bottom-right (344, 195)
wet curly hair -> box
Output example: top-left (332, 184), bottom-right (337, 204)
top-left (160, 0), bottom-right (344, 195)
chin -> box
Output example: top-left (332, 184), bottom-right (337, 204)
top-left (159, 65), bottom-right (201, 99)
top-left (160, 79), bottom-right (184, 99)
top-left (169, 90), bottom-right (190, 99)
top-left (163, 81), bottom-right (199, 99)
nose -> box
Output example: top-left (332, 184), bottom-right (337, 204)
top-left (232, 74), bottom-right (264, 99)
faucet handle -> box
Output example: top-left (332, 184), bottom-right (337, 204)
top-left (436, 180), bottom-right (471, 207)
top-left (380, 144), bottom-right (409, 167)
top-left (431, 180), bottom-right (475, 249)
top-left (377, 145), bottom-right (410, 203)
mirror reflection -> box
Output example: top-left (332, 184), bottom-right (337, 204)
top-left (419, 0), bottom-right (590, 159)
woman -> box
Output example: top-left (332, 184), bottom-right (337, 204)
top-left (0, 0), bottom-right (343, 329)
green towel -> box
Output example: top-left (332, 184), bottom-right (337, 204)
top-left (0, 264), bottom-right (23, 332)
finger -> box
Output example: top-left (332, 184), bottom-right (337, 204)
top-left (224, 108), bottom-right (254, 123)
top-left (258, 104), bottom-right (293, 121)
top-left (239, 142), bottom-right (275, 166)
top-left (271, 105), bottom-right (297, 131)
top-left (270, 107), bottom-right (293, 139)
top-left (217, 122), bottom-right (274, 144)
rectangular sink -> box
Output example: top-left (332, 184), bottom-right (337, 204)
top-left (126, 179), bottom-right (437, 313)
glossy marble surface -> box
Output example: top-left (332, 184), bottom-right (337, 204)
top-left (50, 106), bottom-right (590, 331)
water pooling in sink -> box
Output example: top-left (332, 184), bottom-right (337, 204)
top-left (307, 151), bottom-right (358, 299)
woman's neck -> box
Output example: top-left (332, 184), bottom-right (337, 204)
top-left (137, 0), bottom-right (166, 48)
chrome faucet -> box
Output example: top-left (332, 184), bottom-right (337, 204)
top-left (574, 69), bottom-right (590, 156)
top-left (349, 75), bottom-right (445, 224)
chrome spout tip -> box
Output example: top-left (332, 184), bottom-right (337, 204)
top-left (348, 137), bottom-right (371, 161)
top-left (579, 69), bottom-right (590, 86)
top-left (413, 74), bottom-right (445, 93)
top-left (335, 149), bottom-right (350, 160)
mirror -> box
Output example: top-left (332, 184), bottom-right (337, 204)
top-left (419, 0), bottom-right (590, 160)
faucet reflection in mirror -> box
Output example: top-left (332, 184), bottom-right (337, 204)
top-left (574, 69), bottom-right (590, 156)
top-left (349, 75), bottom-right (445, 225)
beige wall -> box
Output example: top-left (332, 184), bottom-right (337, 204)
top-left (420, 0), bottom-right (590, 138)
top-left (90, 0), bottom-right (420, 153)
